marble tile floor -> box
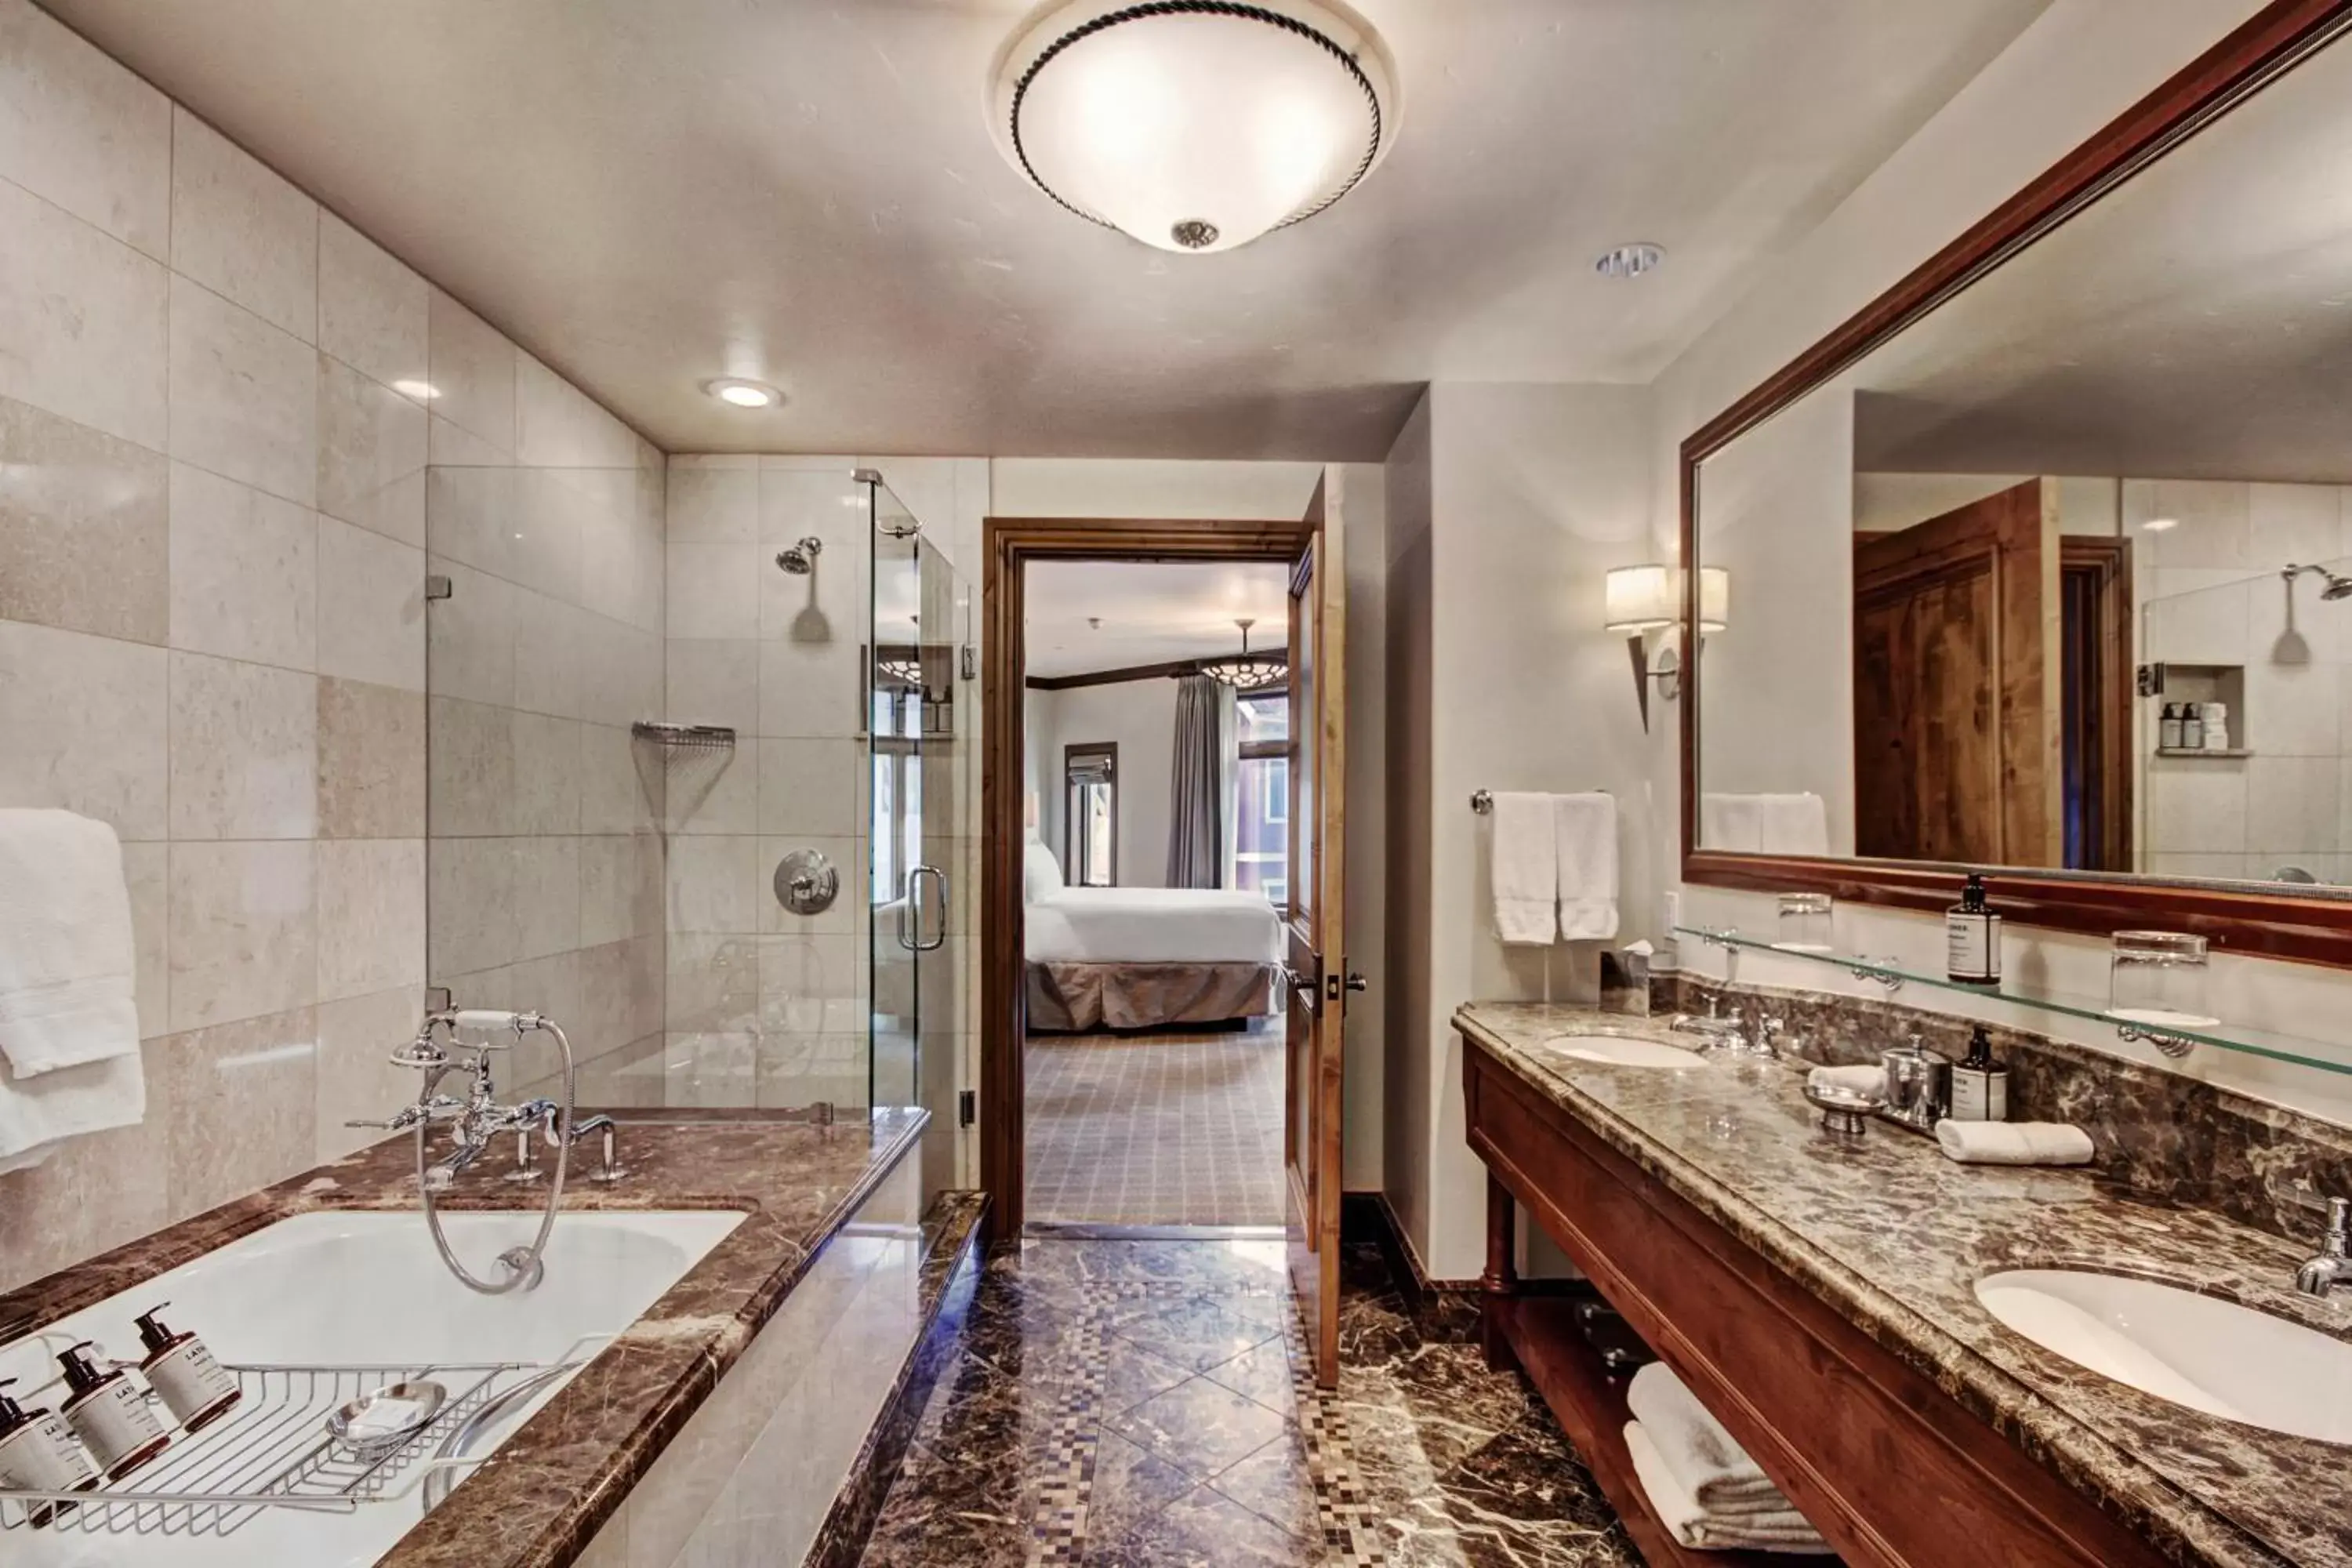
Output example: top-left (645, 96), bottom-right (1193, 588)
top-left (858, 1233), bottom-right (1635, 1566)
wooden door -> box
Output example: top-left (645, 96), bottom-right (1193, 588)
top-left (1285, 467), bottom-right (1348, 1389)
top-left (1853, 478), bottom-right (2061, 866)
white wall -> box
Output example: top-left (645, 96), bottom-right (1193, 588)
top-left (1385, 384), bottom-right (1661, 1280)
top-left (991, 459), bottom-right (1323, 522)
top-left (1033, 677), bottom-right (1180, 887)
top-left (1650, 0), bottom-right (2352, 1124)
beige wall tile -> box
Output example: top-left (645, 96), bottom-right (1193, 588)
top-left (758, 637), bottom-right (860, 739)
top-left (757, 737), bottom-right (857, 837)
top-left (169, 107), bottom-right (317, 341)
top-left (511, 710), bottom-right (581, 835)
top-left (667, 744), bottom-right (757, 836)
top-left (0, 391), bottom-right (168, 641)
top-left (122, 838), bottom-right (168, 1040)
top-left (578, 721), bottom-right (659, 835)
top-left (0, 1040), bottom-right (170, 1294)
top-left (317, 514), bottom-right (425, 691)
top-left (169, 652), bottom-right (318, 840)
top-left (578, 835), bottom-right (637, 949)
top-left (426, 287), bottom-right (514, 456)
top-left (668, 835), bottom-right (759, 936)
top-left (667, 540), bottom-right (759, 639)
top-left (318, 211), bottom-right (426, 396)
top-left (664, 1031), bottom-right (757, 1107)
top-left (667, 638), bottom-right (759, 735)
top-left (427, 695), bottom-right (515, 838)
top-left (161, 1004), bottom-right (317, 1216)
top-left (317, 837), bottom-right (424, 1001)
top-left (318, 676), bottom-right (424, 839)
top-left (759, 933), bottom-right (861, 1035)
top-left (314, 983), bottom-right (423, 1163)
top-left (423, 463), bottom-right (517, 579)
top-left (168, 840), bottom-right (314, 1032)
top-left (427, 837), bottom-right (518, 977)
top-left (514, 836), bottom-right (582, 963)
top-left (513, 589), bottom-right (583, 718)
top-left (0, 176), bottom-right (168, 448)
top-left (511, 470), bottom-right (585, 604)
top-left (167, 461), bottom-right (316, 670)
top-left (666, 932), bottom-right (759, 1034)
top-left (0, 617), bottom-right (168, 838)
top-left (317, 351), bottom-right (426, 546)
top-left (666, 465), bottom-right (758, 542)
top-left (426, 410), bottom-right (511, 469)
top-left (424, 555), bottom-right (517, 708)
top-left (168, 274), bottom-right (317, 505)
top-left (0, 0), bottom-right (170, 256)
top-left (578, 619), bottom-right (662, 730)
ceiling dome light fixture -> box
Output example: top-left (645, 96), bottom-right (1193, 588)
top-left (1595, 243), bottom-right (1666, 280)
top-left (704, 377), bottom-right (782, 408)
top-left (1203, 617), bottom-right (1287, 691)
top-left (989, 0), bottom-right (1399, 256)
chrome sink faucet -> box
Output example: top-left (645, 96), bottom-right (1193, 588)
top-left (1668, 1000), bottom-right (1784, 1060)
top-left (2296, 1198), bottom-right (2351, 1298)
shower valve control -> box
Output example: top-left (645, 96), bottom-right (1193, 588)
top-left (774, 849), bottom-right (840, 915)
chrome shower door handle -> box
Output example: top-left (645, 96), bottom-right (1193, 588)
top-left (909, 864), bottom-right (948, 952)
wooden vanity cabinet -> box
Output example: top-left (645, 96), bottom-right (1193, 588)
top-left (1464, 1040), bottom-right (2173, 1568)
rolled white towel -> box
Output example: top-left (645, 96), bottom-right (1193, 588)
top-left (1935, 1120), bottom-right (2093, 1167)
top-left (1806, 1065), bottom-right (1883, 1098)
top-left (1625, 1422), bottom-right (1831, 1554)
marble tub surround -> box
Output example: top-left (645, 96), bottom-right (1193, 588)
top-left (0, 1107), bottom-right (926, 1568)
top-left (0, 0), bottom-right (666, 1295)
top-left (1660, 972), bottom-right (2352, 1247)
top-left (859, 1232), bottom-right (1634, 1566)
top-left (1459, 1001), bottom-right (2352, 1568)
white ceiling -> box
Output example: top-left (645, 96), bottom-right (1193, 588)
top-left (1846, 31), bottom-right (2352, 484)
top-left (39, 0), bottom-right (2053, 459)
top-left (1025, 561), bottom-right (1291, 678)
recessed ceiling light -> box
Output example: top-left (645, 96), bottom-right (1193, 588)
top-left (705, 377), bottom-right (782, 409)
top-left (1595, 243), bottom-right (1666, 280)
top-left (989, 0), bottom-right (1399, 256)
top-left (392, 379), bottom-right (439, 401)
top-left (2140, 517), bottom-right (2180, 532)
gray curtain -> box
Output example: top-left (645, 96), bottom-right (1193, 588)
top-left (1167, 674), bottom-right (1225, 888)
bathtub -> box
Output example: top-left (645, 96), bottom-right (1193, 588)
top-left (0, 1208), bottom-right (743, 1567)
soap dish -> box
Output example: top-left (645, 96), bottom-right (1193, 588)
top-left (1802, 1080), bottom-right (1882, 1137)
top-left (326, 1379), bottom-right (446, 1457)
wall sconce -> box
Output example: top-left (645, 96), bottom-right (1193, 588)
top-left (1604, 564), bottom-right (1728, 732)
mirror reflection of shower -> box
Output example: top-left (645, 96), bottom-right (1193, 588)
top-left (2285, 561), bottom-right (2352, 601)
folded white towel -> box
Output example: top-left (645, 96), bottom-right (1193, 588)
top-left (1555, 792), bottom-right (1619, 942)
top-left (1625, 1422), bottom-right (1830, 1553)
top-left (1757, 793), bottom-right (1830, 856)
top-left (1626, 1362), bottom-right (1784, 1511)
top-left (0, 809), bottom-right (140, 1076)
top-left (1489, 793), bottom-right (1558, 946)
top-left (1936, 1120), bottom-right (2094, 1167)
top-left (1806, 1065), bottom-right (1884, 1098)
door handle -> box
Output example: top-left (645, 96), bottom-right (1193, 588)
top-left (909, 865), bottom-right (948, 953)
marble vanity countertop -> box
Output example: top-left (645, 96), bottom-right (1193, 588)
top-left (1456, 1001), bottom-right (2352, 1568)
top-left (0, 1106), bottom-right (929, 1568)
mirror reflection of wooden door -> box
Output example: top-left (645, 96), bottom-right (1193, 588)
top-left (1853, 478), bottom-right (2061, 866)
top-left (1285, 467), bottom-right (1348, 1390)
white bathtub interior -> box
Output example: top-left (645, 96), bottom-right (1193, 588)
top-left (0, 1208), bottom-right (743, 1568)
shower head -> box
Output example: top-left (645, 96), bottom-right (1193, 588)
top-left (775, 536), bottom-right (823, 575)
top-left (2284, 562), bottom-right (2352, 600)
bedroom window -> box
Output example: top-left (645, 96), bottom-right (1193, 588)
top-left (1236, 692), bottom-right (1289, 908)
top-left (1064, 742), bottom-right (1117, 887)
top-left (872, 681), bottom-right (923, 906)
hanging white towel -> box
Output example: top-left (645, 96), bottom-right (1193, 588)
top-left (1554, 793), bottom-right (1619, 942)
top-left (0, 809), bottom-right (141, 1076)
top-left (1757, 793), bottom-right (1830, 856)
top-left (1625, 1423), bottom-right (1831, 1553)
top-left (1488, 793), bottom-right (1558, 946)
top-left (1700, 793), bottom-right (1762, 853)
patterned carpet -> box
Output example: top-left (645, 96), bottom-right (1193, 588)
top-left (1024, 1024), bottom-right (1286, 1226)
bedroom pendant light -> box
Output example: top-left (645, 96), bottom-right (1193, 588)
top-left (989, 0), bottom-right (1399, 255)
top-left (1203, 618), bottom-right (1286, 691)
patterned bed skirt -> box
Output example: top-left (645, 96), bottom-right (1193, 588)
top-left (1026, 960), bottom-right (1277, 1033)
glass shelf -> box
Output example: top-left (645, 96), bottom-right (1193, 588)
top-left (1670, 925), bottom-right (2352, 1078)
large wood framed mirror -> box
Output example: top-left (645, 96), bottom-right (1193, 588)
top-left (1681, 0), bottom-right (2352, 966)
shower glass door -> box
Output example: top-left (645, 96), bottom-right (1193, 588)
top-left (866, 476), bottom-right (970, 1199)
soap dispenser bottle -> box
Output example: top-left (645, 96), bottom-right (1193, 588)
top-left (0, 1377), bottom-right (100, 1526)
top-left (1945, 873), bottom-right (2002, 987)
top-left (133, 1304), bottom-right (240, 1433)
top-left (1949, 1025), bottom-right (2010, 1122)
top-left (2159, 702), bottom-right (2183, 750)
top-left (56, 1341), bottom-right (169, 1480)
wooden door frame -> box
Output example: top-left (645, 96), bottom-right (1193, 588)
top-left (982, 515), bottom-right (1316, 1242)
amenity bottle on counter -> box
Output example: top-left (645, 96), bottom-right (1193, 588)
top-left (134, 1304), bottom-right (241, 1433)
top-left (1945, 873), bottom-right (2002, 987)
top-left (56, 1341), bottom-right (169, 1480)
top-left (0, 1377), bottom-right (101, 1526)
top-left (1949, 1025), bottom-right (2010, 1122)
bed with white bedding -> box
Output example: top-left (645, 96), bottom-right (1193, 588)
top-left (1023, 844), bottom-right (1281, 1032)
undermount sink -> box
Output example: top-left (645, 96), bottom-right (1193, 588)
top-left (1544, 1033), bottom-right (1702, 1069)
top-left (1974, 1269), bottom-right (2352, 1443)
